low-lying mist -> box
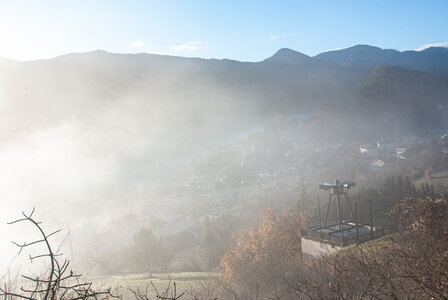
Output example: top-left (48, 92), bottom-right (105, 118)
top-left (1, 47), bottom-right (448, 274)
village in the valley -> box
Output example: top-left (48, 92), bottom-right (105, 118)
top-left (87, 114), bottom-right (448, 271)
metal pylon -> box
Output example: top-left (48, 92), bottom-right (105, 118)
top-left (323, 192), bottom-right (354, 229)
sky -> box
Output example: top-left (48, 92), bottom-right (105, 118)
top-left (0, 0), bottom-right (447, 62)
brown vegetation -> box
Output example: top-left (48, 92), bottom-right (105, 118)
top-left (4, 194), bottom-right (448, 299)
top-left (217, 208), bottom-right (304, 298)
top-left (290, 197), bottom-right (448, 299)
top-left (192, 196), bottom-right (448, 299)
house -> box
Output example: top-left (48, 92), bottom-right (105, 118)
top-left (359, 143), bottom-right (379, 157)
top-left (396, 148), bottom-right (407, 156)
top-left (395, 148), bottom-right (408, 159)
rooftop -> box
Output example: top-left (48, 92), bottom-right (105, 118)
top-left (301, 220), bottom-right (383, 247)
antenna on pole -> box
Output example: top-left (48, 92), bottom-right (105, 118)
top-left (317, 195), bottom-right (321, 228)
top-left (319, 179), bottom-right (355, 229)
top-left (297, 171), bottom-right (307, 223)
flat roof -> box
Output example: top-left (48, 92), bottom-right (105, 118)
top-left (301, 220), bottom-right (383, 247)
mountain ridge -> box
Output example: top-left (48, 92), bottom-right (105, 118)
top-left (1, 44), bottom-right (447, 74)
top-left (263, 48), bottom-right (312, 64)
top-left (315, 44), bottom-right (448, 75)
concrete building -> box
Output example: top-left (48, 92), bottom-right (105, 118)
top-left (301, 220), bottom-right (383, 259)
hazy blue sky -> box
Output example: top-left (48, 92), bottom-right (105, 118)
top-left (0, 0), bottom-right (447, 61)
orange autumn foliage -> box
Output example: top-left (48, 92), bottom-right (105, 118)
top-left (219, 208), bottom-right (305, 295)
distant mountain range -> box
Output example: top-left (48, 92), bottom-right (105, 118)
top-left (0, 44), bottom-right (447, 141)
top-left (264, 44), bottom-right (448, 76)
top-left (315, 44), bottom-right (448, 76)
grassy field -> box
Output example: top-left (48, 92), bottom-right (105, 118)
top-left (87, 272), bottom-right (213, 299)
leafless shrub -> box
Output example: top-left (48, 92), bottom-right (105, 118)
top-left (0, 208), bottom-right (119, 300)
top-left (129, 279), bottom-right (184, 300)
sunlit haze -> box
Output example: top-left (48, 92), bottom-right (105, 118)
top-left (1, 1), bottom-right (448, 298)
